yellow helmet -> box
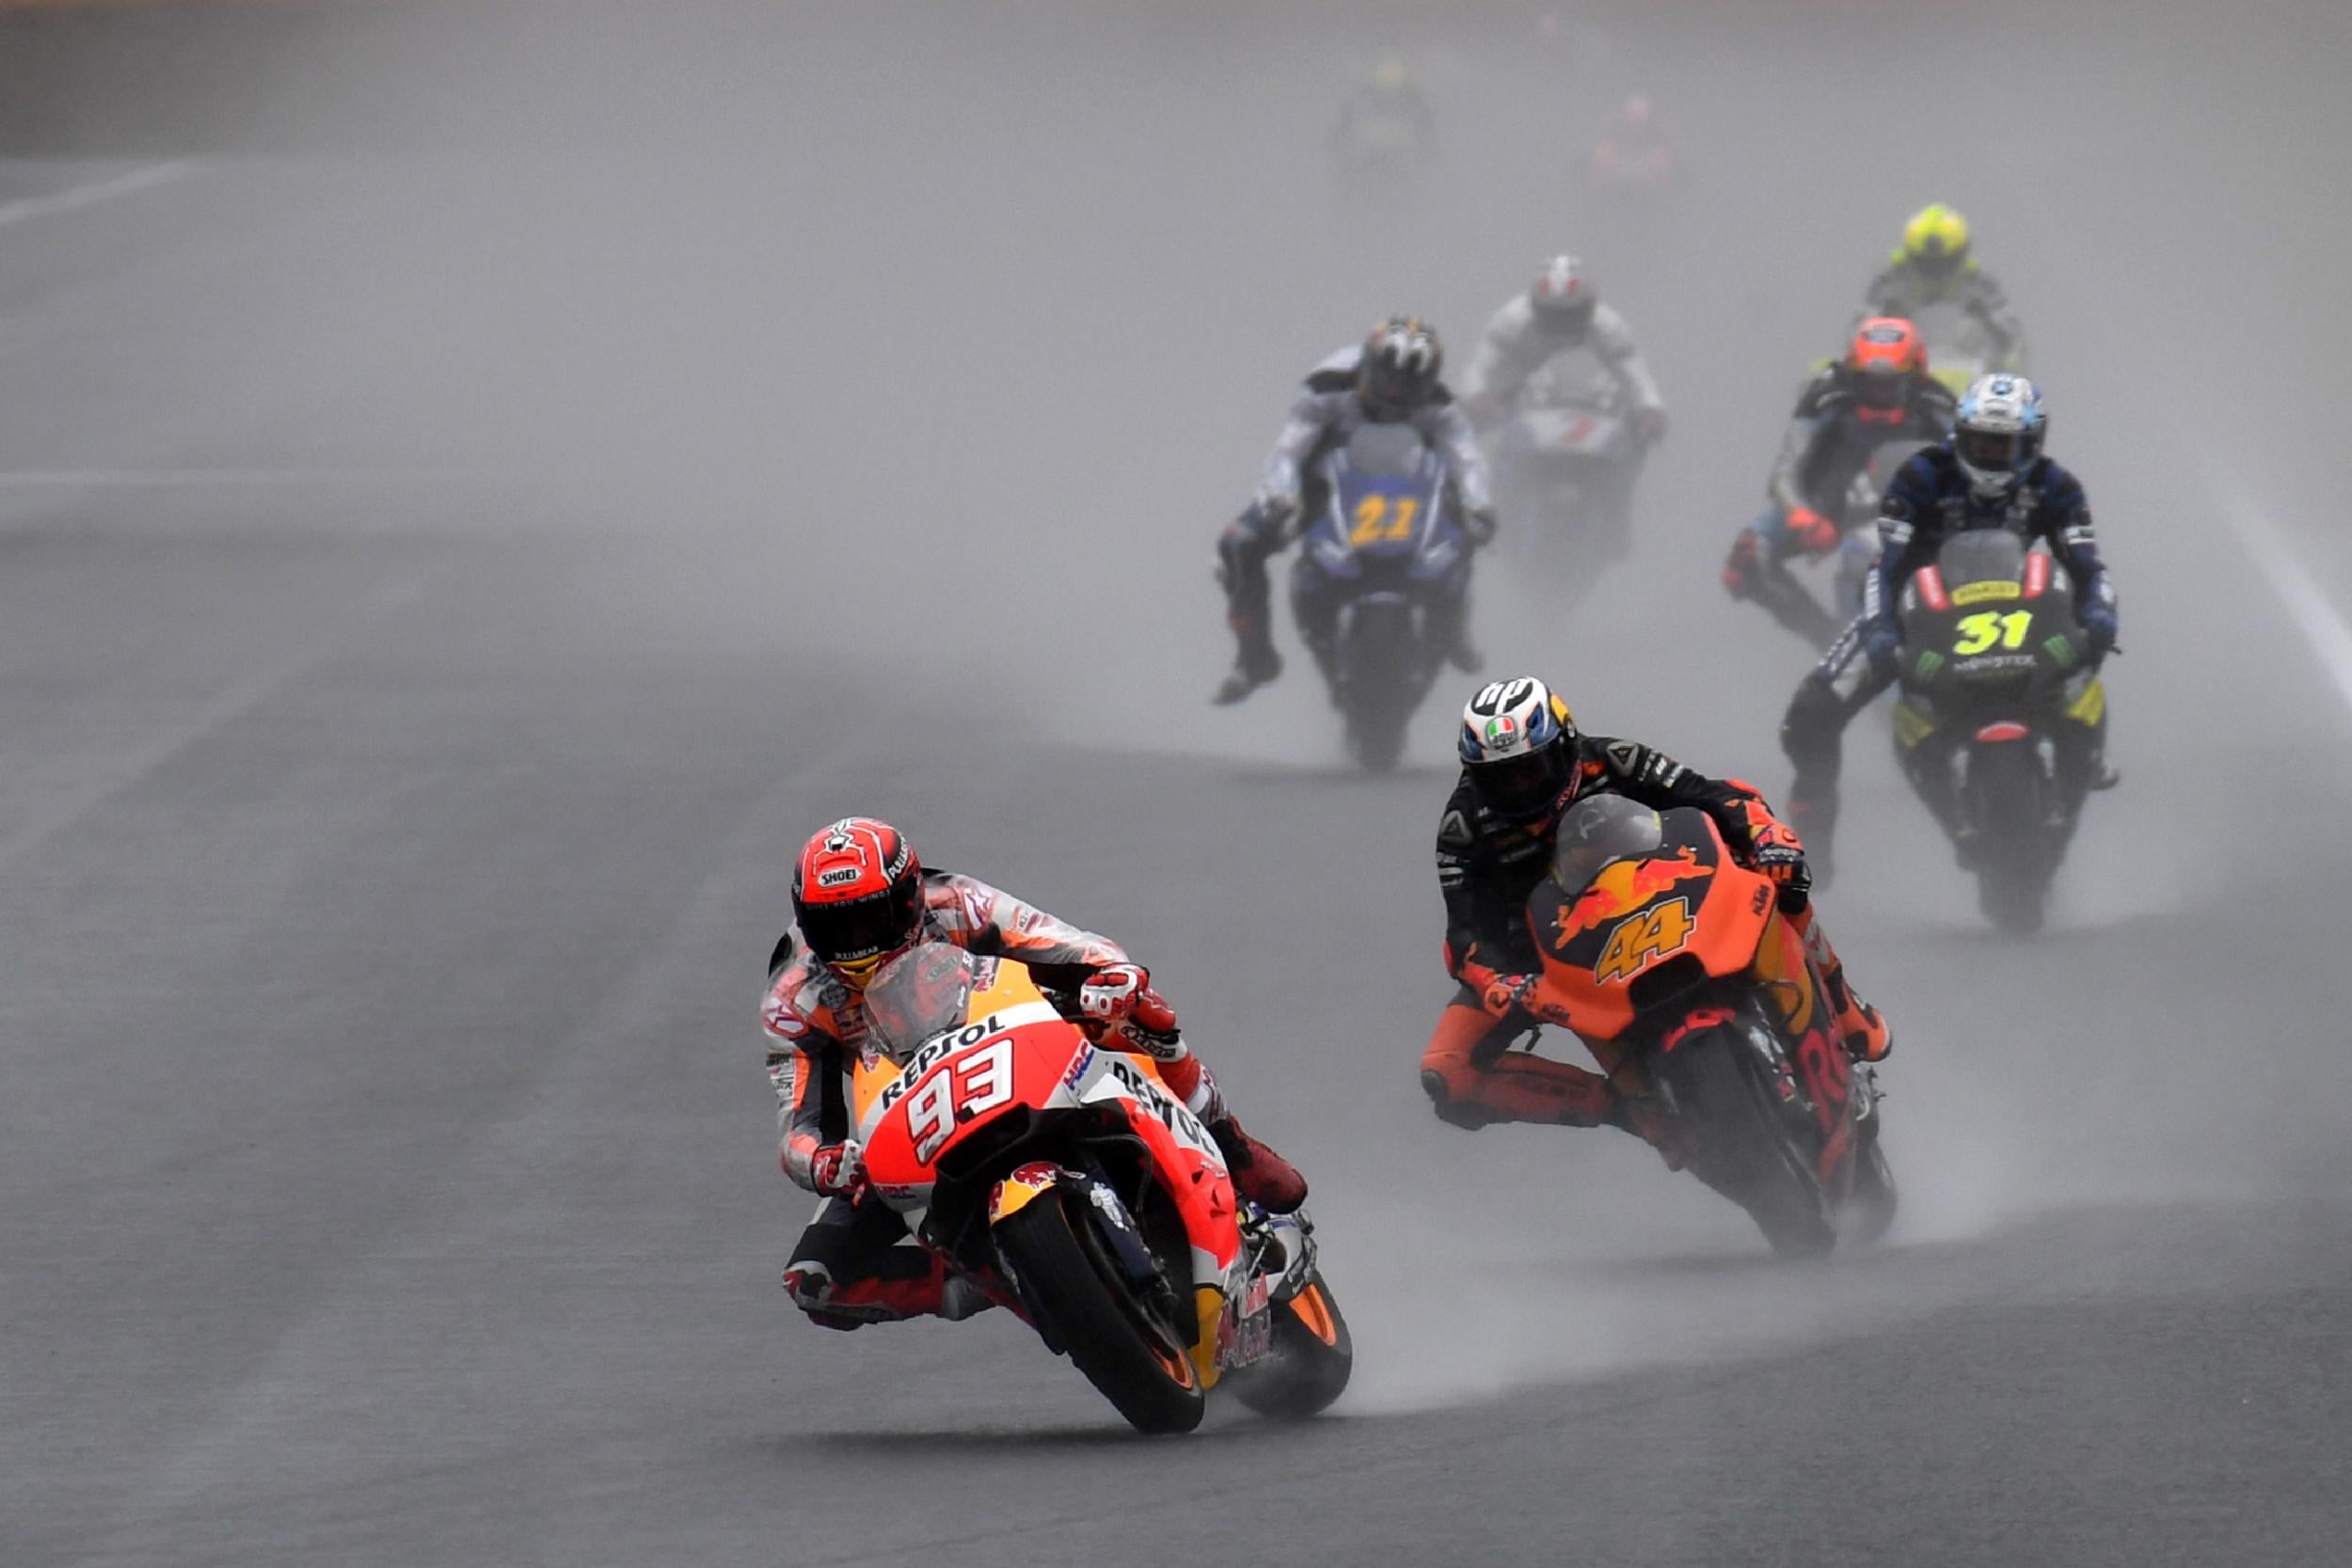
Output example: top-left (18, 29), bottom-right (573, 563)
top-left (1898, 203), bottom-right (1971, 277)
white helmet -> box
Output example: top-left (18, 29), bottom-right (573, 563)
top-left (1529, 254), bottom-right (1597, 333)
top-left (1953, 372), bottom-right (2047, 500)
top-left (1458, 676), bottom-right (1581, 821)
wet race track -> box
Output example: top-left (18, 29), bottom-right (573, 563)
top-left (6, 7), bottom-right (2351, 1565)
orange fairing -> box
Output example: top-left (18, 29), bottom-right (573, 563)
top-left (1526, 813), bottom-right (1776, 1042)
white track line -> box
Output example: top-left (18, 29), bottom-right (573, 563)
top-left (0, 161), bottom-right (195, 229)
top-left (2211, 470), bottom-right (2352, 718)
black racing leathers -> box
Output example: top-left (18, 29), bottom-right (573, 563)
top-left (1436, 735), bottom-right (1779, 991)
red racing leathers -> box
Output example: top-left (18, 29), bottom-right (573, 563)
top-left (765, 871), bottom-right (1271, 1328)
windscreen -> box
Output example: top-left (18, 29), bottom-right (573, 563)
top-left (861, 942), bottom-right (976, 1059)
top-left (1550, 796), bottom-right (1666, 893)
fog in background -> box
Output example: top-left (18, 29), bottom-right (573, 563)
top-left (7, 3), bottom-right (2352, 1562)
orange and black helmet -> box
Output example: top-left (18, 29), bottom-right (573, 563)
top-left (791, 817), bottom-right (923, 987)
top-left (1846, 316), bottom-right (1928, 421)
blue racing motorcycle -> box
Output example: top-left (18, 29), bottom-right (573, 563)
top-left (1295, 422), bottom-right (1474, 771)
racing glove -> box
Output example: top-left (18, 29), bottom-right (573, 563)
top-left (1788, 506), bottom-right (1839, 556)
top-left (1463, 505), bottom-right (1500, 546)
top-left (1078, 963), bottom-right (1178, 1037)
top-left (1480, 972), bottom-right (1538, 1019)
top-left (807, 1141), bottom-right (866, 1198)
top-left (1634, 404), bottom-right (1669, 444)
top-left (2079, 602), bottom-right (2118, 658)
top-left (1862, 618), bottom-right (1903, 680)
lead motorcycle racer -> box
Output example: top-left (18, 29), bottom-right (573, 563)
top-left (1422, 677), bottom-right (1891, 1151)
top-left (766, 817), bottom-right (1308, 1330)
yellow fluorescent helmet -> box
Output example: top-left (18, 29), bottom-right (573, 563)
top-left (1901, 203), bottom-right (1971, 263)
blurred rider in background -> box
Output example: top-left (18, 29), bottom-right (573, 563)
top-left (1460, 253), bottom-right (1667, 442)
top-left (768, 817), bottom-right (1307, 1330)
top-left (1215, 317), bottom-right (1496, 705)
top-left (1780, 374), bottom-right (2117, 876)
top-left (1423, 677), bottom-right (1889, 1153)
top-left (1724, 316), bottom-right (1956, 645)
top-left (1863, 203), bottom-right (2026, 371)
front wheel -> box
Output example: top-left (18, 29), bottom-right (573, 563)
top-left (1967, 740), bottom-right (2053, 933)
top-left (1230, 1274), bottom-right (1354, 1420)
top-left (1663, 1026), bottom-right (1836, 1259)
top-left (993, 1191), bottom-right (1205, 1434)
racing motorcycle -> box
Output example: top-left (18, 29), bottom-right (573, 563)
top-left (1299, 420), bottom-right (1475, 771)
top-left (1902, 297), bottom-right (2026, 400)
top-left (1888, 531), bottom-right (2107, 932)
top-left (1520, 796), bottom-right (1895, 1257)
top-left (852, 942), bottom-right (1352, 1433)
top-left (1489, 363), bottom-right (1645, 600)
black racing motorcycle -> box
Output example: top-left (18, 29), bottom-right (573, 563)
top-left (1888, 530), bottom-right (2109, 931)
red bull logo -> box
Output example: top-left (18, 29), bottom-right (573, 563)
top-left (1556, 849), bottom-right (1708, 942)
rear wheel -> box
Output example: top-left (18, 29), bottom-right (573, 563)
top-left (1230, 1274), bottom-right (1354, 1420)
top-left (993, 1191), bottom-right (1204, 1434)
top-left (1665, 1027), bottom-right (1836, 1259)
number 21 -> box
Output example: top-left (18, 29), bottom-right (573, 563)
top-left (1348, 494), bottom-right (1420, 546)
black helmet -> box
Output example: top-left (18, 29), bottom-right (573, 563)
top-left (1359, 316), bottom-right (1443, 420)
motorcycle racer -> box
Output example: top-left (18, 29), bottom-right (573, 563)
top-left (1422, 677), bottom-right (1889, 1149)
top-left (1724, 317), bottom-right (1956, 643)
top-left (1780, 373), bottom-right (2117, 870)
top-left (1863, 203), bottom-right (2026, 370)
top-left (1459, 254), bottom-right (1667, 442)
top-left (768, 817), bottom-right (1308, 1330)
top-left (1215, 317), bottom-right (1496, 705)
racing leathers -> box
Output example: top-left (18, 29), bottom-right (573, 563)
top-left (1216, 344), bottom-right (1494, 701)
top-left (1420, 737), bottom-right (1887, 1149)
top-left (1724, 365), bottom-right (1957, 645)
top-left (1458, 293), bottom-right (1666, 562)
top-left (1781, 444), bottom-right (2116, 867)
top-left (1459, 293), bottom-right (1666, 437)
top-left (1862, 255), bottom-right (2026, 372)
top-left (767, 871), bottom-right (1302, 1330)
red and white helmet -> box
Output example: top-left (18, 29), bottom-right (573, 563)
top-left (791, 817), bottom-right (923, 987)
top-left (1530, 254), bottom-right (1597, 332)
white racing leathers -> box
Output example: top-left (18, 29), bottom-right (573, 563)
top-left (1459, 295), bottom-right (1665, 424)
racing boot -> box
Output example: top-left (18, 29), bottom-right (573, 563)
top-left (1207, 1112), bottom-right (1310, 1213)
top-left (1794, 910), bottom-right (1891, 1063)
top-left (1602, 1085), bottom-right (1695, 1171)
top-left (1213, 629), bottom-right (1281, 705)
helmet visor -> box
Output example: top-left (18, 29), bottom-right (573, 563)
top-left (799, 880), bottom-right (922, 978)
top-left (1470, 748), bottom-right (1568, 819)
top-left (1958, 427), bottom-right (2025, 474)
top-left (1855, 370), bottom-right (1906, 412)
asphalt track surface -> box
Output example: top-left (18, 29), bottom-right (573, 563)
top-left (8, 12), bottom-right (2352, 1566)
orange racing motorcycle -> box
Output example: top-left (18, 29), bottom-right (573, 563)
top-left (851, 942), bottom-right (1351, 1433)
top-left (1521, 797), bottom-right (1895, 1256)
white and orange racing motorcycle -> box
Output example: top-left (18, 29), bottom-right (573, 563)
top-left (851, 942), bottom-right (1352, 1433)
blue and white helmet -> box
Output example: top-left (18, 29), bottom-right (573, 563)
top-left (1954, 372), bottom-right (2046, 499)
top-left (1459, 676), bottom-right (1581, 821)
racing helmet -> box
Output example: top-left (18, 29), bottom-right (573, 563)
top-left (1899, 202), bottom-right (1972, 279)
top-left (1529, 254), bottom-right (1597, 335)
top-left (1847, 315), bottom-right (1929, 422)
top-left (1459, 676), bottom-right (1581, 823)
top-left (791, 816), bottom-right (924, 988)
top-left (1359, 317), bottom-right (1444, 420)
top-left (1620, 93), bottom-right (1653, 129)
top-left (1953, 372), bottom-right (2046, 500)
